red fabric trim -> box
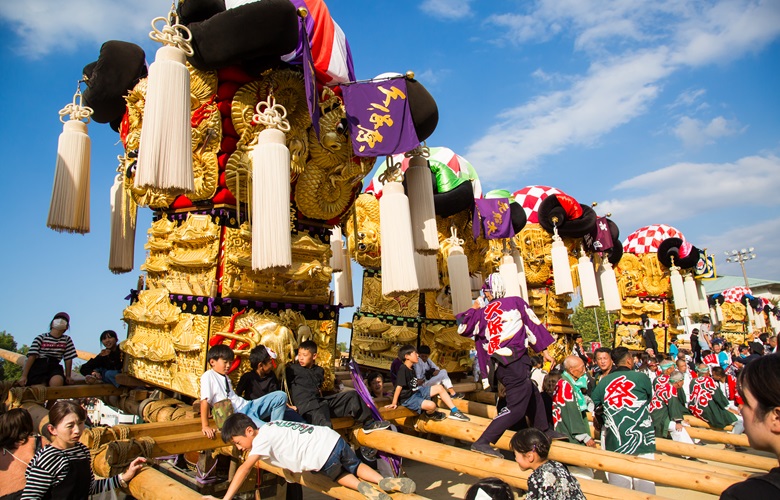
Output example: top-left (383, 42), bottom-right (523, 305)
top-left (555, 193), bottom-right (583, 220)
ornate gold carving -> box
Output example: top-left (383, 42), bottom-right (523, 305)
top-left (360, 274), bottom-right (419, 317)
top-left (123, 289), bottom-right (181, 325)
top-left (344, 194), bottom-right (381, 269)
top-left (514, 225), bottom-right (552, 287)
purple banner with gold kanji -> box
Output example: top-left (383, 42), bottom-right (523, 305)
top-left (473, 198), bottom-right (514, 240)
top-left (342, 77), bottom-right (419, 157)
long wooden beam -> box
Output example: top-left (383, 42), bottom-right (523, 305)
top-left (684, 414), bottom-right (733, 430)
top-left (395, 414), bottom-right (739, 496)
top-left (685, 426), bottom-right (749, 447)
top-left (353, 428), bottom-right (666, 500)
top-left (127, 466), bottom-right (203, 499)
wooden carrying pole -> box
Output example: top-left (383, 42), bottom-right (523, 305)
top-left (354, 429), bottom-right (664, 500)
top-left (127, 466), bottom-right (203, 500)
top-left (685, 426), bottom-right (749, 447)
top-left (390, 414), bottom-right (740, 496)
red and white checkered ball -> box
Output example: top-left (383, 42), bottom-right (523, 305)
top-left (622, 224), bottom-right (685, 254)
top-left (512, 185), bottom-right (564, 224)
top-left (722, 286), bottom-right (752, 303)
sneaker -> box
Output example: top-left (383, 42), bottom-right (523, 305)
top-left (360, 446), bottom-right (378, 461)
top-left (448, 409), bottom-right (470, 422)
top-left (544, 429), bottom-right (568, 441)
top-left (470, 443), bottom-right (503, 458)
top-left (363, 420), bottom-right (391, 434)
top-left (426, 411), bottom-right (446, 421)
top-left (378, 477), bottom-right (416, 494)
top-left (357, 481), bottom-right (392, 500)
top-left (450, 392), bottom-right (465, 399)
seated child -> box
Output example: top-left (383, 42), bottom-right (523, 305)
top-left (80, 330), bottom-right (123, 387)
top-left (414, 345), bottom-right (464, 399)
top-left (386, 344), bottom-right (470, 422)
top-left (511, 428), bottom-right (585, 500)
top-left (286, 341), bottom-right (390, 432)
top-left (213, 413), bottom-right (416, 500)
top-left (200, 345), bottom-right (287, 438)
top-left (236, 345), bottom-right (304, 422)
top-left (366, 371), bottom-right (390, 399)
top-left (19, 312), bottom-right (77, 387)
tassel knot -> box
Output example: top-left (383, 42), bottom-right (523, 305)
top-left (149, 7), bottom-right (193, 56)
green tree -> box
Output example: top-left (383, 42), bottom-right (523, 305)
top-left (0, 330), bottom-right (29, 381)
top-left (570, 303), bottom-right (613, 347)
top-left (337, 341), bottom-right (348, 354)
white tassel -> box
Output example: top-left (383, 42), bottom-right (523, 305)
top-left (599, 260), bottom-right (622, 312)
top-left (330, 226), bottom-right (344, 272)
top-left (511, 249), bottom-right (529, 301)
top-left (48, 87), bottom-right (93, 234)
top-left (670, 265), bottom-right (687, 310)
top-left (379, 181), bottom-right (418, 295)
top-left (709, 306), bottom-right (719, 326)
top-left (447, 230), bottom-right (471, 315)
top-left (470, 272), bottom-right (483, 294)
top-left (755, 309), bottom-right (766, 329)
top-left (578, 253), bottom-right (600, 308)
top-left (109, 173), bottom-right (136, 274)
top-left (769, 311), bottom-right (779, 334)
top-left (136, 11), bottom-right (194, 193)
top-left (551, 229), bottom-right (574, 295)
top-left (499, 255), bottom-right (522, 298)
top-left (746, 303), bottom-right (755, 328)
top-left (716, 302), bottom-right (724, 321)
top-left (251, 126), bottom-right (292, 270)
top-left (405, 152), bottom-right (439, 254)
top-left (334, 242), bottom-right (354, 307)
top-left (414, 251), bottom-right (440, 292)
top-left (696, 280), bottom-right (708, 315)
top-left (683, 274), bottom-right (701, 315)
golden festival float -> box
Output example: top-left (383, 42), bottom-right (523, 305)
top-left (3, 1), bottom-right (777, 499)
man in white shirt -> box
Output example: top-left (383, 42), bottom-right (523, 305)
top-left (414, 345), bottom-right (463, 399)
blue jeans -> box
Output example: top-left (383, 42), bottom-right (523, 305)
top-left (95, 368), bottom-right (120, 388)
top-left (241, 390), bottom-right (287, 427)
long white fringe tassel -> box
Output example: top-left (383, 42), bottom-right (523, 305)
top-left (136, 9), bottom-right (194, 193)
top-left (379, 181), bottom-right (418, 296)
top-left (709, 305), bottom-right (720, 326)
top-left (551, 226), bottom-right (574, 294)
top-left (683, 274), bottom-right (701, 314)
top-left (510, 249), bottom-right (529, 301)
top-left (499, 254), bottom-right (522, 298)
top-left (599, 260), bottom-right (622, 312)
top-left (669, 261), bottom-right (687, 311)
top-left (755, 308), bottom-right (766, 329)
top-left (447, 229), bottom-right (471, 315)
top-left (108, 170), bottom-right (136, 274)
top-left (251, 96), bottom-right (292, 271)
top-left (578, 250), bottom-right (599, 308)
top-left (768, 310), bottom-right (779, 334)
top-left (334, 242), bottom-right (354, 307)
top-left (405, 148), bottom-right (439, 254)
top-left (470, 272), bottom-right (484, 300)
top-left (330, 226), bottom-right (344, 272)
top-left (746, 302), bottom-right (755, 329)
top-left (716, 302), bottom-right (724, 322)
top-left (47, 85), bottom-right (93, 233)
top-left (696, 280), bottom-right (709, 315)
top-left (414, 251), bottom-right (440, 292)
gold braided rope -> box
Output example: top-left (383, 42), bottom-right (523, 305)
top-left (94, 436), bottom-right (156, 477)
top-left (59, 83), bottom-right (93, 124)
top-left (142, 398), bottom-right (190, 422)
top-left (7, 386), bottom-right (47, 408)
top-left (148, 5), bottom-right (194, 56)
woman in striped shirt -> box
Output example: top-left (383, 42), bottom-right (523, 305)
top-left (22, 400), bottom-right (145, 500)
top-left (18, 313), bottom-right (77, 387)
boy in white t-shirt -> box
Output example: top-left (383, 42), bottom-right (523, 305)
top-left (200, 344), bottom-right (287, 439)
top-left (210, 413), bottom-right (416, 500)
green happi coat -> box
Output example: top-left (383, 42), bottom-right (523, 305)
top-left (648, 376), bottom-right (686, 438)
top-left (688, 376), bottom-right (738, 429)
top-left (592, 367), bottom-right (656, 456)
top-left (552, 377), bottom-right (591, 444)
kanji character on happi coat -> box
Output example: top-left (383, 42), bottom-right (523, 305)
top-left (592, 346), bottom-right (656, 493)
top-left (553, 357), bottom-right (595, 446)
top-left (457, 273), bottom-right (565, 458)
top-left (649, 370), bottom-right (695, 446)
top-left (711, 366), bottom-right (743, 408)
top-left (688, 365), bottom-right (744, 432)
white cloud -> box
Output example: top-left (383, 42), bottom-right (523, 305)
top-left (598, 154), bottom-right (780, 230)
top-left (702, 217), bottom-right (780, 281)
top-left (0, 0), bottom-right (165, 58)
top-left (466, 0), bottom-right (780, 182)
top-left (420, 0), bottom-right (473, 21)
top-left (668, 88), bottom-right (706, 109)
top-left (673, 115), bottom-right (744, 148)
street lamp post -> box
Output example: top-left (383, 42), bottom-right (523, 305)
top-left (725, 247), bottom-right (756, 288)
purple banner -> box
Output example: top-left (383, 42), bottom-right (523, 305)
top-left (342, 77), bottom-right (419, 157)
top-left (473, 198), bottom-right (515, 240)
top-left (299, 15), bottom-right (320, 139)
top-left (584, 216), bottom-right (614, 252)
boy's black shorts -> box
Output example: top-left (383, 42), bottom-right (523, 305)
top-left (317, 437), bottom-right (361, 481)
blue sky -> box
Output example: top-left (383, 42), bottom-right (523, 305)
top-left (1, 0), bottom-right (778, 353)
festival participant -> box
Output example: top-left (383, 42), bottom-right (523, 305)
top-left (511, 428), bottom-right (586, 500)
top-left (640, 314), bottom-right (659, 356)
top-left (649, 370), bottom-right (695, 448)
top-left (552, 356), bottom-right (595, 480)
top-left (18, 313), bottom-right (77, 387)
top-left (386, 345), bottom-right (469, 422)
top-left (690, 328), bottom-right (702, 365)
top-left (366, 371), bottom-right (390, 399)
top-left (456, 274), bottom-right (565, 458)
top-left (592, 346), bottom-right (656, 493)
top-left (711, 366), bottom-right (742, 409)
top-left (212, 414), bottom-right (415, 500)
top-left (79, 330), bottom-right (123, 387)
top-left (236, 345), bottom-right (304, 423)
top-left (572, 334), bottom-right (590, 366)
top-left (767, 335), bottom-right (777, 354)
top-left (688, 365), bottom-right (744, 449)
top-left (719, 354), bottom-right (780, 499)
top-left (1, 409), bottom-right (42, 500)
top-left (413, 345), bottom-right (464, 399)
top-left (21, 400), bottom-right (145, 499)
top-left (676, 359), bottom-right (693, 403)
top-left (286, 341), bottom-right (390, 432)
top-left (668, 337), bottom-right (679, 359)
top-left (200, 344), bottom-right (288, 439)
top-left (593, 347), bottom-right (613, 383)
top-left (530, 356), bottom-right (547, 391)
